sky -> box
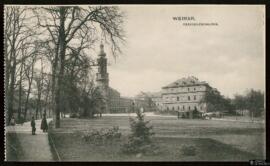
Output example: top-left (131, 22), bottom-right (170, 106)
top-left (9, 5), bottom-right (264, 98)
top-left (100, 5), bottom-right (265, 98)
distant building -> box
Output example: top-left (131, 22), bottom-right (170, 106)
top-left (161, 76), bottom-right (211, 115)
top-left (146, 92), bottom-right (163, 111)
top-left (108, 88), bottom-right (133, 113)
top-left (134, 92), bottom-right (159, 112)
top-left (135, 92), bottom-right (163, 111)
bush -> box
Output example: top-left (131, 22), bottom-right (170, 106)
top-left (122, 110), bottom-right (158, 155)
top-left (70, 113), bottom-right (79, 118)
top-left (82, 126), bottom-right (121, 145)
top-left (180, 145), bottom-right (196, 156)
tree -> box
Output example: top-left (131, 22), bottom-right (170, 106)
top-left (232, 89), bottom-right (264, 117)
top-left (5, 6), bottom-right (39, 124)
top-left (245, 89), bottom-right (264, 117)
top-left (33, 6), bottom-right (125, 128)
top-left (233, 94), bottom-right (247, 115)
top-left (200, 88), bottom-right (231, 112)
top-left (23, 52), bottom-right (38, 121)
top-left (122, 110), bottom-right (157, 154)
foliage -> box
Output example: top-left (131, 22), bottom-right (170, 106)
top-left (200, 88), bottom-right (233, 113)
top-left (201, 87), bottom-right (264, 117)
top-left (246, 89), bottom-right (264, 116)
top-left (122, 110), bottom-right (158, 155)
top-left (82, 126), bottom-right (121, 145)
top-left (233, 89), bottom-right (264, 117)
top-left (192, 107), bottom-right (203, 119)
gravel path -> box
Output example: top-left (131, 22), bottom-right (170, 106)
top-left (6, 118), bottom-right (54, 161)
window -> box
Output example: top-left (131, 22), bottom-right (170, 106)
top-left (188, 106), bottom-right (190, 110)
top-left (172, 107), bottom-right (174, 111)
top-left (178, 106), bottom-right (180, 110)
top-left (183, 105), bottom-right (185, 110)
top-left (177, 96), bottom-right (179, 101)
top-left (188, 96), bottom-right (190, 101)
top-left (194, 95), bottom-right (196, 100)
top-left (167, 107), bottom-right (169, 111)
top-left (188, 88), bottom-right (189, 91)
top-left (194, 87), bottom-right (196, 91)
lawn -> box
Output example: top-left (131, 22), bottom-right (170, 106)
top-left (49, 116), bottom-right (265, 161)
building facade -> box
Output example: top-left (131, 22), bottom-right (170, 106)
top-left (135, 92), bottom-right (163, 111)
top-left (108, 87), bottom-right (133, 113)
top-left (161, 76), bottom-right (210, 113)
top-left (146, 92), bottom-right (163, 111)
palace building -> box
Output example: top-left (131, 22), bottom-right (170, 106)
top-left (161, 76), bottom-right (211, 114)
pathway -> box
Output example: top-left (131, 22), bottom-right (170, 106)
top-left (6, 118), bottom-right (54, 161)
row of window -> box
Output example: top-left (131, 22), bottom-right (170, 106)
top-left (165, 86), bottom-right (204, 93)
top-left (164, 95), bottom-right (199, 101)
top-left (166, 105), bottom-right (203, 111)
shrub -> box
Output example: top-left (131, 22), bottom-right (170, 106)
top-left (122, 110), bottom-right (158, 155)
top-left (180, 145), bottom-right (196, 156)
top-left (82, 126), bottom-right (121, 145)
top-left (70, 113), bottom-right (79, 118)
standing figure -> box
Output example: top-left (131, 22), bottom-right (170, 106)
top-left (40, 113), bottom-right (48, 132)
top-left (10, 115), bottom-right (15, 126)
top-left (31, 116), bottom-right (36, 135)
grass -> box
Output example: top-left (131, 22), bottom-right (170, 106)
top-left (49, 116), bottom-right (265, 161)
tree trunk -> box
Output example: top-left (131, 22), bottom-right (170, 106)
top-left (24, 61), bottom-right (34, 121)
top-left (35, 105), bottom-right (38, 119)
top-left (17, 64), bottom-right (23, 123)
top-left (5, 30), bottom-right (11, 124)
top-left (55, 7), bottom-right (67, 128)
top-left (8, 58), bottom-right (17, 124)
top-left (7, 10), bottom-right (20, 125)
top-left (44, 87), bottom-right (49, 116)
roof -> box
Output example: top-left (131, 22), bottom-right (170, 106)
top-left (162, 76), bottom-right (209, 89)
top-left (135, 91), bottom-right (162, 99)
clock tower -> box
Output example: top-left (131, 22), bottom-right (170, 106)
top-left (96, 44), bottom-right (109, 113)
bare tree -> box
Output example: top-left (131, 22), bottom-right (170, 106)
top-left (33, 6), bottom-right (125, 128)
top-left (23, 53), bottom-right (37, 121)
top-left (5, 6), bottom-right (39, 124)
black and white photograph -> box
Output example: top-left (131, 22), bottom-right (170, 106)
top-left (4, 5), bottom-right (266, 162)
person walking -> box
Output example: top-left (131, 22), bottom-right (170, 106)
top-left (31, 116), bottom-right (36, 135)
top-left (40, 113), bottom-right (48, 132)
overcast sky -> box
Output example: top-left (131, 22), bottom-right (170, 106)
top-left (100, 5), bottom-right (265, 98)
